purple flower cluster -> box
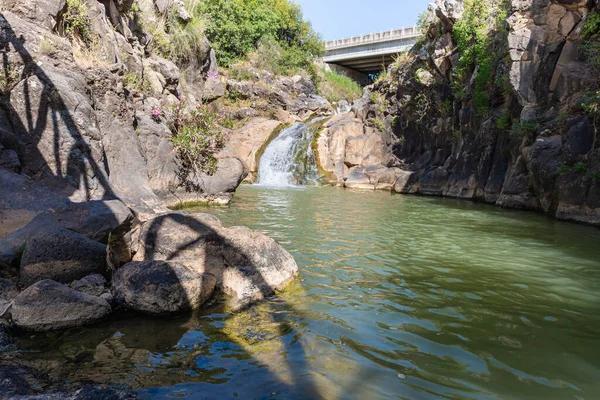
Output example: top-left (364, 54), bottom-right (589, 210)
top-left (207, 70), bottom-right (219, 80)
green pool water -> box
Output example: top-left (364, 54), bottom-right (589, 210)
top-left (14, 186), bottom-right (600, 399)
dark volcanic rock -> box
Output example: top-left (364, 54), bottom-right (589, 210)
top-left (133, 212), bottom-right (299, 309)
top-left (12, 280), bottom-right (111, 331)
top-left (20, 229), bottom-right (107, 287)
top-left (69, 274), bottom-right (108, 297)
top-left (112, 260), bottom-right (216, 315)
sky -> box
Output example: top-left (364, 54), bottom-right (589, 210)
top-left (295, 0), bottom-right (432, 41)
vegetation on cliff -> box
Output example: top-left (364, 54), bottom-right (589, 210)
top-left (196, 0), bottom-right (324, 70)
top-left (452, 0), bottom-right (510, 115)
top-left (318, 69), bottom-right (363, 103)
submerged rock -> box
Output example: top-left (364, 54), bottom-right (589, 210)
top-left (112, 261), bottom-right (216, 315)
top-left (133, 212), bottom-right (299, 310)
top-left (12, 280), bottom-right (112, 331)
top-left (0, 366), bottom-right (33, 397)
top-left (20, 229), bottom-right (108, 287)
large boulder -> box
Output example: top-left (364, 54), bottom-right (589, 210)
top-left (133, 213), bottom-right (299, 309)
top-left (12, 280), bottom-right (112, 331)
top-left (20, 229), bottom-right (108, 287)
top-left (70, 274), bottom-right (109, 297)
top-left (112, 261), bottom-right (216, 315)
top-left (0, 278), bottom-right (18, 316)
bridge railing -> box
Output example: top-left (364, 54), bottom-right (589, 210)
top-left (325, 26), bottom-right (419, 50)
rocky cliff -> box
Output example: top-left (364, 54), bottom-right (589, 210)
top-left (339, 0), bottom-right (600, 226)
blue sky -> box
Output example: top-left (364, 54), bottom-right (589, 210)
top-left (295, 0), bottom-right (432, 41)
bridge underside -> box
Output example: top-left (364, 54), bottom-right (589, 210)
top-left (327, 52), bottom-right (402, 74)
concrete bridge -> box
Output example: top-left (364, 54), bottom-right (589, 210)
top-left (323, 27), bottom-right (420, 84)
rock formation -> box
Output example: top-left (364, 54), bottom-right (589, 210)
top-left (324, 0), bottom-right (600, 226)
top-left (0, 0), bottom-right (302, 336)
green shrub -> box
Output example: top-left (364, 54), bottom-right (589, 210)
top-left (591, 172), bottom-right (600, 183)
top-left (574, 161), bottom-right (588, 173)
top-left (452, 0), bottom-right (509, 116)
top-left (163, 99), bottom-right (226, 181)
top-left (370, 91), bottom-right (389, 114)
top-left (372, 117), bottom-right (386, 131)
top-left (557, 164), bottom-right (572, 175)
top-left (64, 0), bottom-right (92, 43)
top-left (0, 62), bottom-right (20, 94)
top-left (122, 72), bottom-right (152, 95)
top-left (495, 109), bottom-right (512, 129)
top-left (440, 99), bottom-right (452, 116)
top-left (557, 110), bottom-right (568, 126)
top-left (581, 12), bottom-right (600, 82)
top-left (318, 68), bottom-right (363, 103)
top-left (197, 0), bottom-right (324, 68)
top-left (165, 6), bottom-right (207, 64)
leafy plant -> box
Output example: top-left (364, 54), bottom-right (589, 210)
top-left (495, 109), bottom-right (512, 129)
top-left (63, 0), bottom-right (92, 43)
top-left (557, 110), bottom-right (568, 127)
top-left (580, 11), bottom-right (600, 82)
top-left (197, 0), bottom-right (324, 68)
top-left (574, 161), bottom-right (588, 173)
top-left (440, 99), bottom-right (452, 117)
top-left (370, 91), bottom-right (389, 113)
top-left (372, 117), bottom-right (386, 131)
top-left (452, 0), bottom-right (509, 116)
top-left (0, 62), bottom-right (20, 94)
top-left (557, 164), bottom-right (572, 175)
top-left (123, 72), bottom-right (152, 95)
top-left (165, 99), bottom-right (226, 184)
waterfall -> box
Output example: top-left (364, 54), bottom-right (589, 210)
top-left (257, 121), bottom-right (322, 187)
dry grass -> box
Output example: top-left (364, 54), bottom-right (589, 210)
top-left (72, 39), bottom-right (111, 69)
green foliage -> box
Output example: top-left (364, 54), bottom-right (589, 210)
top-left (452, 0), bottom-right (509, 116)
top-left (557, 164), bottom-right (572, 175)
top-left (122, 72), bottom-right (152, 95)
top-left (521, 119), bottom-right (536, 134)
top-left (370, 91), bottom-right (389, 114)
top-left (248, 36), bottom-right (320, 81)
top-left (582, 90), bottom-right (600, 116)
top-left (318, 68), bottom-right (363, 103)
top-left (495, 109), bottom-right (512, 129)
top-left (557, 110), bottom-right (568, 126)
top-left (581, 11), bottom-right (600, 80)
top-left (582, 11), bottom-right (600, 39)
top-left (452, 128), bottom-right (462, 142)
top-left (592, 172), bottom-right (600, 183)
top-left (0, 62), bottom-right (20, 94)
top-left (165, 6), bottom-right (207, 64)
top-left (197, 0), bottom-right (324, 68)
top-left (373, 70), bottom-right (388, 85)
top-left (574, 161), bottom-right (588, 173)
top-left (228, 64), bottom-right (256, 81)
top-left (372, 117), bottom-right (386, 132)
top-left (165, 99), bottom-right (226, 182)
top-left (440, 99), bottom-right (452, 117)
top-left (64, 0), bottom-right (92, 43)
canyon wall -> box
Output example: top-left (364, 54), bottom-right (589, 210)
top-left (344, 0), bottom-right (600, 226)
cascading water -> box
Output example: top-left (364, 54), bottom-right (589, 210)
top-left (257, 120), bottom-right (324, 187)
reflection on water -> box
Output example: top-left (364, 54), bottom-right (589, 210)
top-left (11, 187), bottom-right (600, 399)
